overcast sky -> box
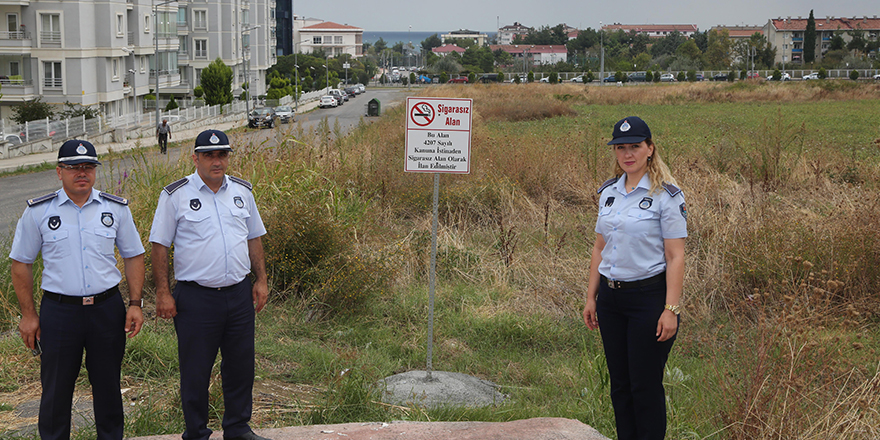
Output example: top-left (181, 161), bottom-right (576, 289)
top-left (293, 0), bottom-right (878, 33)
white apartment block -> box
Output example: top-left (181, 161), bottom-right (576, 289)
top-left (292, 16), bottom-right (363, 58)
top-left (0, 0), bottom-right (275, 123)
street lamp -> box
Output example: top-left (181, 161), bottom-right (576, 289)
top-left (241, 24), bottom-right (261, 118)
top-left (599, 21), bottom-right (605, 86)
top-left (122, 46), bottom-right (136, 117)
top-left (154, 0), bottom-right (178, 128)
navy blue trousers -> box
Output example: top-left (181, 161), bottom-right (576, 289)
top-left (39, 291), bottom-right (126, 440)
top-left (596, 279), bottom-right (678, 440)
top-left (173, 278), bottom-right (255, 440)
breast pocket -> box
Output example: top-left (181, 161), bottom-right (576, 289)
top-left (228, 209), bottom-right (251, 239)
top-left (181, 211), bottom-right (213, 240)
top-left (626, 208), bottom-right (660, 237)
top-left (42, 229), bottom-right (71, 260)
top-left (92, 228), bottom-right (117, 255)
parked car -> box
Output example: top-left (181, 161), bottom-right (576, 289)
top-left (248, 107), bottom-right (277, 129)
top-left (803, 72), bottom-right (819, 80)
top-left (356, 83), bottom-right (366, 93)
top-left (343, 86), bottom-right (358, 97)
top-left (274, 105), bottom-right (294, 123)
top-left (695, 74), bottom-right (704, 81)
top-left (746, 72), bottom-right (762, 79)
top-left (539, 76), bottom-right (550, 83)
top-left (767, 72), bottom-right (791, 81)
top-left (448, 77), bottom-right (468, 83)
top-left (509, 74), bottom-right (528, 83)
top-left (1, 133), bottom-right (22, 146)
top-left (478, 73), bottom-right (498, 83)
top-left (660, 73), bottom-right (676, 82)
top-left (569, 75), bottom-right (586, 83)
top-left (603, 75), bottom-right (619, 83)
top-left (328, 89), bottom-right (348, 104)
top-left (713, 73), bottom-right (728, 81)
top-left (319, 95), bottom-right (338, 108)
top-left (627, 72), bottom-right (647, 82)
top-left (873, 74), bottom-right (880, 80)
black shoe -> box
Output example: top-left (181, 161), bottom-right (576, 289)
top-left (224, 431), bottom-right (271, 440)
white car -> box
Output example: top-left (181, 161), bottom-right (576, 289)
top-left (319, 95), bottom-right (337, 108)
top-left (570, 75), bottom-right (585, 83)
top-left (767, 72), bottom-right (791, 81)
top-left (660, 73), bottom-right (676, 82)
top-left (874, 74), bottom-right (880, 80)
top-left (803, 72), bottom-right (819, 80)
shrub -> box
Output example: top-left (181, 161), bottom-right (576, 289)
top-left (439, 72), bottom-right (448, 84)
top-left (687, 70), bottom-right (697, 82)
top-left (728, 70), bottom-right (735, 82)
top-left (677, 71), bottom-right (686, 82)
top-left (549, 72), bottom-right (559, 84)
top-left (772, 69), bottom-right (782, 81)
top-left (164, 96), bottom-right (179, 111)
top-left (614, 70), bottom-right (625, 82)
top-left (817, 67), bottom-right (827, 79)
top-left (849, 69), bottom-right (859, 80)
top-left (193, 86), bottom-right (204, 98)
top-left (527, 71), bottom-right (534, 83)
top-left (645, 71), bottom-right (654, 82)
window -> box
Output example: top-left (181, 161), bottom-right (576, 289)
top-left (40, 13), bottom-right (61, 43)
top-left (10, 61), bottom-right (20, 76)
top-left (179, 36), bottom-right (188, 54)
top-left (193, 10), bottom-right (206, 30)
top-left (195, 68), bottom-right (202, 84)
top-left (194, 39), bottom-right (207, 58)
top-left (7, 13), bottom-right (20, 38)
top-left (117, 14), bottom-right (124, 36)
top-left (144, 14), bottom-right (150, 33)
top-left (313, 36), bottom-right (322, 44)
top-left (241, 10), bottom-right (249, 26)
top-left (112, 58), bottom-right (119, 80)
top-left (140, 56), bottom-right (146, 72)
top-left (44, 61), bottom-right (62, 87)
top-left (334, 35), bottom-right (343, 44)
top-left (178, 7), bottom-right (187, 26)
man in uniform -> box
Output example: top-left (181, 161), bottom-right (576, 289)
top-left (149, 129), bottom-right (270, 440)
top-left (9, 139), bottom-right (145, 440)
top-left (157, 118), bottom-right (171, 154)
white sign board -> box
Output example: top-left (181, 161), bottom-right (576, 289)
top-left (405, 97), bottom-right (473, 174)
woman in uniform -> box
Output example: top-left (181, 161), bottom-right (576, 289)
top-left (582, 116), bottom-right (687, 440)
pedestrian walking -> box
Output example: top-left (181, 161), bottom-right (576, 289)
top-left (157, 118), bottom-right (172, 154)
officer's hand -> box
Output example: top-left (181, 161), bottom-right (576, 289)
top-left (252, 281), bottom-right (269, 313)
top-left (656, 310), bottom-right (678, 342)
top-left (19, 315), bottom-right (40, 350)
top-left (156, 291), bottom-right (177, 320)
top-left (125, 306), bottom-right (144, 337)
top-left (582, 299), bottom-right (599, 330)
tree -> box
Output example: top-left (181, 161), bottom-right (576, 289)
top-left (421, 34), bottom-right (443, 53)
top-left (373, 38), bottom-right (388, 53)
top-left (11, 97), bottom-right (55, 124)
top-left (676, 40), bottom-right (702, 61)
top-left (200, 58), bottom-right (233, 107)
top-left (651, 31), bottom-right (686, 57)
top-left (829, 31), bottom-right (846, 51)
top-left (165, 96), bottom-right (179, 111)
top-left (846, 29), bottom-right (866, 55)
top-left (58, 101), bottom-right (101, 120)
top-left (703, 29), bottom-right (732, 69)
top-left (804, 10), bottom-right (817, 63)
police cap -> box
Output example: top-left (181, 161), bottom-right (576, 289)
top-left (194, 129), bottom-right (233, 153)
top-left (607, 116), bottom-right (652, 145)
top-left (58, 139), bottom-right (101, 165)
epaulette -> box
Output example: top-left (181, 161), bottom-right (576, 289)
top-left (228, 175), bottom-right (253, 191)
top-left (163, 177), bottom-right (189, 195)
top-left (662, 182), bottom-right (682, 198)
top-left (100, 192), bottom-right (129, 205)
top-left (597, 177), bottom-right (618, 194)
top-left (27, 192), bottom-right (58, 207)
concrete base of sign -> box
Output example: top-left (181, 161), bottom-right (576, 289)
top-left (379, 370), bottom-right (507, 409)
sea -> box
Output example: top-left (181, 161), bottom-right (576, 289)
top-left (362, 30), bottom-right (497, 47)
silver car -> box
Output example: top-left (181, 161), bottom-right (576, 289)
top-left (275, 105), bottom-right (294, 123)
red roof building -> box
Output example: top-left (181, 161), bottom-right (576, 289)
top-left (432, 44), bottom-right (466, 56)
top-left (489, 44), bottom-right (568, 65)
top-left (764, 16), bottom-right (880, 64)
top-left (601, 24), bottom-right (699, 38)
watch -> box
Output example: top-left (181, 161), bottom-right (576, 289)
top-left (129, 299), bottom-right (143, 307)
top-left (664, 304), bottom-right (680, 315)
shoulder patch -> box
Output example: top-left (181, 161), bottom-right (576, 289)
top-left (662, 182), bottom-right (682, 198)
top-left (597, 177), bottom-right (619, 194)
top-left (228, 175), bottom-right (253, 191)
top-left (163, 177), bottom-right (189, 195)
top-left (27, 192), bottom-right (58, 207)
top-left (100, 192), bottom-right (129, 205)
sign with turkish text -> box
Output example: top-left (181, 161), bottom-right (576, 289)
top-left (405, 97), bottom-right (472, 174)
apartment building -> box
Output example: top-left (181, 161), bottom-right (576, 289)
top-left (292, 17), bottom-right (363, 58)
top-left (497, 22), bottom-right (531, 45)
top-left (600, 23), bottom-right (699, 38)
top-left (0, 0), bottom-right (275, 123)
top-left (764, 16), bottom-right (880, 65)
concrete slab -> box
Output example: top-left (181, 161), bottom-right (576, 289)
top-left (379, 371), bottom-right (506, 409)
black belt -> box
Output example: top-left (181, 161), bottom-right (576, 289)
top-left (177, 279), bottom-right (243, 291)
top-left (43, 285), bottom-right (119, 305)
top-left (601, 272), bottom-right (666, 290)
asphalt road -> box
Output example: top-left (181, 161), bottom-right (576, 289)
top-left (0, 88), bottom-right (409, 238)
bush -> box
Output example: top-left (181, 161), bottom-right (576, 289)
top-left (645, 71), bottom-right (654, 82)
top-left (496, 72), bottom-right (505, 82)
top-left (11, 97), bottom-right (55, 124)
top-left (687, 70), bottom-right (697, 82)
top-left (728, 70), bottom-right (735, 82)
top-left (164, 96), bottom-right (179, 111)
top-left (677, 71), bottom-right (686, 82)
top-left (614, 70), bottom-right (625, 82)
top-left (527, 71), bottom-right (534, 83)
top-left (586, 70), bottom-right (595, 82)
top-left (771, 69), bottom-right (782, 81)
top-left (549, 72), bottom-right (559, 84)
top-left (817, 67), bottom-right (827, 79)
top-left (193, 86), bottom-right (204, 98)
top-left (849, 69), bottom-right (859, 80)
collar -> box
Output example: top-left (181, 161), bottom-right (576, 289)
top-left (57, 188), bottom-right (100, 207)
top-left (191, 172), bottom-right (228, 192)
top-left (614, 173), bottom-right (650, 195)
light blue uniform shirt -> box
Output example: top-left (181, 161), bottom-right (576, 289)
top-left (595, 174), bottom-right (688, 282)
top-left (149, 172), bottom-right (266, 288)
top-left (9, 188), bottom-right (145, 296)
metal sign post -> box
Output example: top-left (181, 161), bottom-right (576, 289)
top-left (405, 97), bottom-right (473, 380)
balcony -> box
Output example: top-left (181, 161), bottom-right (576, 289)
top-left (40, 31), bottom-right (61, 47)
top-left (0, 30), bottom-right (31, 49)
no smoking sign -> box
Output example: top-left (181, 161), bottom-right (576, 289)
top-left (405, 97), bottom-right (473, 174)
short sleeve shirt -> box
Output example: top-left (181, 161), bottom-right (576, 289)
top-left (9, 188), bottom-right (145, 296)
top-left (149, 172), bottom-right (266, 288)
top-left (595, 174), bottom-right (688, 281)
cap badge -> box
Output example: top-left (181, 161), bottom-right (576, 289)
top-left (190, 198), bottom-right (201, 211)
top-left (101, 212), bottom-right (114, 227)
top-left (210, 133), bottom-right (220, 144)
top-left (620, 121), bottom-right (631, 132)
top-left (639, 197), bottom-right (653, 210)
top-left (234, 196), bottom-right (244, 208)
top-left (48, 216), bottom-right (61, 230)
top-left (76, 144), bottom-right (87, 155)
